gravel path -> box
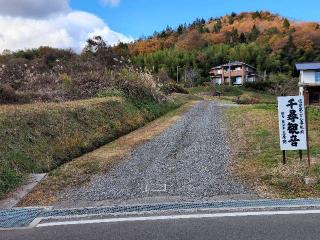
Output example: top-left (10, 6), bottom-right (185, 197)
top-left (58, 101), bottom-right (254, 207)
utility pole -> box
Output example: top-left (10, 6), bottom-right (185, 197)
top-left (184, 68), bottom-right (187, 82)
top-left (177, 66), bottom-right (180, 84)
top-left (228, 61), bottom-right (232, 86)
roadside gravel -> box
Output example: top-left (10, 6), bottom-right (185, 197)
top-left (59, 101), bottom-right (253, 207)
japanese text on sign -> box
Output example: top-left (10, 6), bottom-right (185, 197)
top-left (278, 96), bottom-right (307, 151)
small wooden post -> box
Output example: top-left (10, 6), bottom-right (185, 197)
top-left (299, 150), bottom-right (303, 162)
top-left (283, 150), bottom-right (286, 165)
top-left (305, 106), bottom-right (311, 174)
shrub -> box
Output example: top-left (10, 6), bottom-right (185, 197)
top-left (0, 84), bottom-right (19, 103)
top-left (0, 170), bottom-right (23, 197)
top-left (218, 85), bottom-right (243, 96)
top-left (114, 69), bottom-right (166, 102)
top-left (233, 95), bottom-right (261, 104)
top-left (160, 83), bottom-right (189, 95)
top-left (244, 81), bottom-right (273, 91)
top-left (59, 73), bottom-right (73, 91)
top-left (96, 89), bottom-right (125, 98)
top-left (267, 73), bottom-right (299, 96)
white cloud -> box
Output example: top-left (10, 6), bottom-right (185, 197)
top-left (0, 0), bottom-right (69, 18)
top-left (0, 0), bottom-right (132, 53)
top-left (100, 0), bottom-right (121, 7)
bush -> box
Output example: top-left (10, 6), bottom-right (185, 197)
top-left (267, 73), bottom-right (299, 96)
top-left (0, 170), bottom-right (23, 197)
top-left (233, 95), bottom-right (261, 104)
top-left (0, 84), bottom-right (19, 103)
top-left (216, 85), bottom-right (243, 96)
top-left (244, 81), bottom-right (273, 91)
top-left (96, 89), bottom-right (125, 98)
top-left (59, 73), bottom-right (73, 91)
top-left (113, 69), bottom-right (166, 102)
top-left (160, 83), bottom-right (189, 95)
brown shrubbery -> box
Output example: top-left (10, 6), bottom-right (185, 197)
top-left (0, 37), bottom-right (170, 104)
top-left (0, 84), bottom-right (19, 103)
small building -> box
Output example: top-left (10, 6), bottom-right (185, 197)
top-left (296, 63), bottom-right (320, 105)
top-left (209, 61), bottom-right (257, 85)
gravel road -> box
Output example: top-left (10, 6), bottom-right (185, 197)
top-left (58, 101), bottom-right (254, 207)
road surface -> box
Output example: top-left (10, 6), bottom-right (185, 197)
top-left (3, 209), bottom-right (320, 240)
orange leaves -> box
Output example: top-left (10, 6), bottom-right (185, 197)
top-left (202, 32), bottom-right (226, 45)
top-left (129, 38), bottom-right (163, 55)
top-left (269, 35), bottom-right (289, 53)
top-left (176, 30), bottom-right (205, 51)
top-left (292, 22), bottom-right (320, 51)
top-left (128, 11), bottom-right (320, 56)
top-left (129, 36), bottom-right (177, 55)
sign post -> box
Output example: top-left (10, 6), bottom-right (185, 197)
top-left (278, 96), bottom-right (308, 168)
top-left (305, 106), bottom-right (311, 174)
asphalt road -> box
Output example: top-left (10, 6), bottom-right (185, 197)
top-left (3, 211), bottom-right (320, 240)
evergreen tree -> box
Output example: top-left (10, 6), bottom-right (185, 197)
top-left (177, 24), bottom-right (184, 35)
top-left (248, 25), bottom-right (260, 41)
top-left (239, 32), bottom-right (247, 43)
top-left (212, 20), bottom-right (222, 33)
top-left (283, 18), bottom-right (290, 29)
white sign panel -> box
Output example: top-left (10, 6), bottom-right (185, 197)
top-left (278, 96), bottom-right (307, 151)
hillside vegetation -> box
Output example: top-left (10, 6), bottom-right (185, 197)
top-left (126, 11), bottom-right (320, 85)
top-left (0, 37), bottom-right (189, 198)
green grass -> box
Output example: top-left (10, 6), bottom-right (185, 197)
top-left (187, 85), bottom-right (214, 94)
top-left (0, 96), bottom-right (183, 198)
top-left (225, 104), bottom-right (320, 198)
top-left (188, 85), bottom-right (276, 104)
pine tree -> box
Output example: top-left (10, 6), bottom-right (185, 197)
top-left (239, 32), bottom-right (247, 43)
top-left (283, 18), bottom-right (290, 29)
top-left (248, 25), bottom-right (260, 41)
top-left (212, 20), bottom-right (222, 33)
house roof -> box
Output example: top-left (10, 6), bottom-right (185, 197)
top-left (296, 63), bottom-right (320, 71)
top-left (211, 61), bottom-right (256, 70)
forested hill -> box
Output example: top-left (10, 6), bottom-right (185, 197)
top-left (125, 11), bottom-right (320, 82)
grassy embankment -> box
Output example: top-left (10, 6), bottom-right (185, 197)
top-left (0, 94), bottom-right (197, 199)
top-left (18, 93), bottom-right (200, 206)
top-left (225, 104), bottom-right (320, 198)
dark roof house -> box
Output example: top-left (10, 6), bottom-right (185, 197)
top-left (209, 61), bottom-right (257, 85)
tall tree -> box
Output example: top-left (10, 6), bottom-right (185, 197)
top-left (283, 18), bottom-right (291, 29)
top-left (248, 25), bottom-right (260, 41)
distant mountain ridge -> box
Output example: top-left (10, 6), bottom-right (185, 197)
top-left (128, 11), bottom-right (320, 56)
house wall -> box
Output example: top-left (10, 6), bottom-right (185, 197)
top-left (210, 64), bottom-right (256, 85)
top-left (247, 76), bottom-right (255, 82)
top-left (301, 70), bottom-right (316, 84)
top-left (214, 78), bottom-right (222, 85)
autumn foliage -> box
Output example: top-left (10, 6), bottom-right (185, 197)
top-left (128, 11), bottom-right (320, 56)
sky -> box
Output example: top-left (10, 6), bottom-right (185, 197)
top-left (70, 0), bottom-right (320, 39)
top-left (0, 0), bottom-right (320, 52)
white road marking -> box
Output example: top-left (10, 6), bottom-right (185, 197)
top-left (37, 209), bottom-right (320, 228)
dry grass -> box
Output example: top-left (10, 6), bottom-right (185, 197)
top-left (18, 100), bottom-right (199, 206)
top-left (0, 97), bottom-right (123, 114)
top-left (225, 104), bottom-right (320, 199)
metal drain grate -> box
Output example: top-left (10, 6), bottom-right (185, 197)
top-left (144, 183), bottom-right (167, 192)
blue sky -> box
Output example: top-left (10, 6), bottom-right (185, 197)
top-left (70, 0), bottom-right (320, 39)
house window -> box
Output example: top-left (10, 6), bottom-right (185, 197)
top-left (316, 71), bottom-right (320, 82)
